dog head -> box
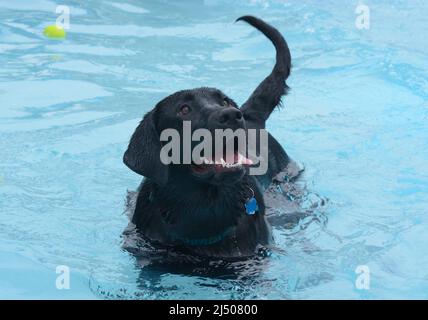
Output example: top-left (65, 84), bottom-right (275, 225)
top-left (124, 88), bottom-right (253, 186)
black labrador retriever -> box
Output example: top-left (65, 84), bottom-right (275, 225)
top-left (123, 16), bottom-right (296, 260)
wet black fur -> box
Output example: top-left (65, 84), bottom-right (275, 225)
top-left (123, 16), bottom-right (292, 259)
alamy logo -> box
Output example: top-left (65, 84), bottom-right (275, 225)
top-left (159, 121), bottom-right (269, 175)
top-left (56, 5), bottom-right (70, 30)
top-left (56, 265), bottom-right (70, 290)
top-left (355, 4), bottom-right (370, 30)
top-left (355, 265), bottom-right (370, 290)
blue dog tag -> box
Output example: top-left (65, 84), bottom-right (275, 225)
top-left (245, 197), bottom-right (259, 215)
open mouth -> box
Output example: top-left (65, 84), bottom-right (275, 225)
top-left (191, 151), bottom-right (253, 176)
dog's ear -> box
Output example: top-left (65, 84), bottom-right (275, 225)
top-left (123, 110), bottom-right (168, 185)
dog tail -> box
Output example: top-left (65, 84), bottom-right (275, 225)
top-left (236, 16), bottom-right (291, 126)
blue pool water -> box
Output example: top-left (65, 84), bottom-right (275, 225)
top-left (1, 0), bottom-right (427, 299)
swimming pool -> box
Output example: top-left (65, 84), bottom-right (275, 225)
top-left (0, 0), bottom-right (427, 299)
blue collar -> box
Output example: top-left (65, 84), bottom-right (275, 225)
top-left (166, 187), bottom-right (260, 246)
top-left (172, 226), bottom-right (235, 246)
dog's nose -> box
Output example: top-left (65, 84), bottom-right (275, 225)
top-left (218, 108), bottom-right (243, 124)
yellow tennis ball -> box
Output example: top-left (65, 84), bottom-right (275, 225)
top-left (43, 25), bottom-right (66, 39)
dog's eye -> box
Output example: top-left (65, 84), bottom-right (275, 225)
top-left (179, 104), bottom-right (191, 115)
top-left (222, 99), bottom-right (229, 107)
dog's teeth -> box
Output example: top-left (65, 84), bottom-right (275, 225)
top-left (224, 162), bottom-right (241, 168)
top-left (221, 158), bottom-right (226, 167)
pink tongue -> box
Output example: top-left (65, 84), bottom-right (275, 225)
top-left (224, 152), bottom-right (253, 165)
top-left (238, 153), bottom-right (253, 165)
